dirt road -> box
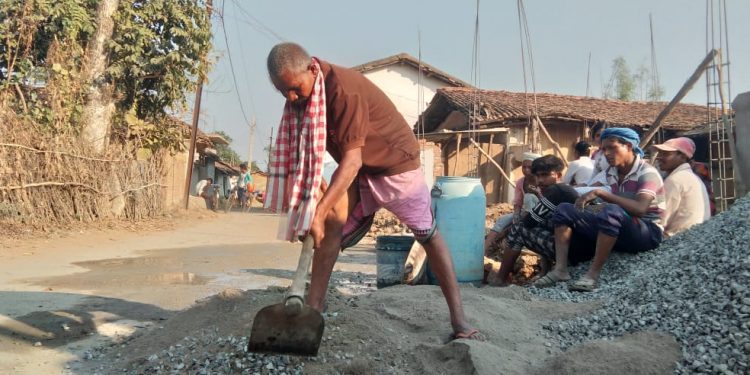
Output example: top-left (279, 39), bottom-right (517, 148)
top-left (0, 210), bottom-right (375, 374)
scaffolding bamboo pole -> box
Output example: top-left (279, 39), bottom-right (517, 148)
top-left (534, 115), bottom-right (569, 167)
top-left (468, 137), bottom-right (515, 187)
top-left (640, 49), bottom-right (719, 148)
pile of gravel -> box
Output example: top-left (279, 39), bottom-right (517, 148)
top-left (123, 331), bottom-right (304, 375)
top-left (83, 272), bottom-right (377, 375)
top-left (532, 195), bottom-right (750, 374)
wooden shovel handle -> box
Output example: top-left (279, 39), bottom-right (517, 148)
top-left (284, 235), bottom-right (314, 315)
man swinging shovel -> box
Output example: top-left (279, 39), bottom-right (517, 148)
top-left (249, 43), bottom-right (483, 356)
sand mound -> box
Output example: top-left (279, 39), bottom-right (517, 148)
top-left (79, 282), bottom-right (682, 374)
top-left (532, 331), bottom-right (681, 375)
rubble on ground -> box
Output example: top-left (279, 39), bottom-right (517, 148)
top-left (485, 203), bottom-right (514, 230)
top-left (484, 252), bottom-right (543, 285)
top-left (366, 209), bottom-right (407, 239)
top-left (368, 203), bottom-right (514, 240)
top-left (532, 194), bottom-right (750, 374)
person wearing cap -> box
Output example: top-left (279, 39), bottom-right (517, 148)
top-left (484, 152), bottom-right (541, 257)
top-left (653, 137), bottom-right (710, 237)
top-left (539, 128), bottom-right (666, 292)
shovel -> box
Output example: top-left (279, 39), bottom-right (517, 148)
top-left (248, 235), bottom-right (324, 356)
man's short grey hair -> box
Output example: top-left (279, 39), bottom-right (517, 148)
top-left (267, 43), bottom-right (311, 78)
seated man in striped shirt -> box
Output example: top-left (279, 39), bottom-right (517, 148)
top-left (536, 128), bottom-right (665, 292)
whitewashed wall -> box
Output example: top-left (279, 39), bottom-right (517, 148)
top-left (362, 65), bottom-right (448, 128)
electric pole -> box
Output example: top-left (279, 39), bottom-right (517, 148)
top-left (183, 0), bottom-right (213, 209)
top-left (267, 127), bottom-right (274, 174)
top-left (247, 117), bottom-right (256, 169)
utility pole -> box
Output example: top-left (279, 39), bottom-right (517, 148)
top-left (247, 116), bottom-right (256, 169)
top-left (183, 0), bottom-right (213, 209)
top-left (585, 52), bottom-right (591, 97)
top-left (266, 127), bottom-right (274, 174)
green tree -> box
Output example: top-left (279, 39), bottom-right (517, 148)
top-left (0, 0), bottom-right (212, 150)
top-left (213, 130), bottom-right (242, 165)
top-left (611, 56), bottom-right (635, 101)
top-left (647, 84), bottom-right (665, 102)
top-left (602, 57), bottom-right (665, 102)
top-left (108, 0), bottom-right (212, 119)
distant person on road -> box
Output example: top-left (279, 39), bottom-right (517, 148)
top-left (539, 128), bottom-right (665, 292)
top-left (199, 178), bottom-right (218, 211)
top-left (562, 141), bottom-right (594, 186)
top-left (652, 137), bottom-right (710, 237)
top-left (264, 42), bottom-right (482, 340)
top-left (238, 163), bottom-right (253, 208)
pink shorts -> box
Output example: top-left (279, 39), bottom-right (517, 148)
top-left (343, 168), bottom-right (435, 245)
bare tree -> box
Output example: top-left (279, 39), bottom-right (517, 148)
top-left (81, 0), bottom-right (120, 153)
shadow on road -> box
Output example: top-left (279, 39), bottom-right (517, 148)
top-left (0, 291), bottom-right (172, 349)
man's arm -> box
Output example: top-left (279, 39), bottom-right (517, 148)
top-left (594, 190), bottom-right (655, 217)
top-left (310, 147), bottom-right (362, 247)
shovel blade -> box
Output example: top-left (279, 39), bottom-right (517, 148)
top-left (248, 303), bottom-right (324, 356)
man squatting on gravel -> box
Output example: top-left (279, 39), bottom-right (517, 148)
top-left (490, 132), bottom-right (712, 292)
top-left (534, 128), bottom-right (667, 292)
top-left (265, 43), bottom-right (483, 340)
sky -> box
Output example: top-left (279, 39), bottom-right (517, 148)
top-left (196, 0), bottom-right (750, 167)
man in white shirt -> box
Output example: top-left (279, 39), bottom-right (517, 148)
top-left (653, 137), bottom-right (710, 237)
top-left (562, 141), bottom-right (594, 186)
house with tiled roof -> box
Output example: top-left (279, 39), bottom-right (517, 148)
top-left (350, 53), bottom-right (472, 187)
top-left (419, 87), bottom-right (711, 203)
top-left (352, 53), bottom-right (472, 128)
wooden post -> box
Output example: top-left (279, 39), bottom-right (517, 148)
top-left (487, 133), bottom-right (495, 202)
top-left (183, 0), bottom-right (213, 209)
top-left (469, 137), bottom-right (515, 187)
top-left (454, 133), bottom-right (462, 175)
top-left (530, 118), bottom-right (540, 153)
top-left (534, 115), bottom-right (569, 167)
top-left (640, 49), bottom-right (719, 148)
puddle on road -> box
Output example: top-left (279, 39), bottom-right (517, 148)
top-left (21, 242), bottom-right (375, 295)
top-left (71, 258), bottom-right (209, 286)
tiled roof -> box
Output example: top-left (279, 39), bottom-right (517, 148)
top-left (421, 87), bottom-right (710, 132)
top-left (214, 160), bottom-right (241, 175)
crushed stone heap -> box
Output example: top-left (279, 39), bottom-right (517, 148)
top-left (534, 194), bottom-right (750, 374)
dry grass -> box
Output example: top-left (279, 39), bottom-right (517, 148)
top-left (0, 107), bottom-right (167, 234)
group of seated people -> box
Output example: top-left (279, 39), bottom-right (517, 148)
top-left (485, 124), bottom-right (713, 292)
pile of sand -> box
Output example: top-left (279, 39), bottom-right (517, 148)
top-left (83, 284), bottom-right (680, 374)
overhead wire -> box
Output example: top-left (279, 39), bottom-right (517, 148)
top-left (469, 0), bottom-right (481, 178)
top-left (229, 0), bottom-right (257, 115)
top-left (230, 0), bottom-right (286, 42)
top-left (227, 0), bottom-right (259, 163)
top-left (218, 0), bottom-right (253, 126)
top-left (516, 0), bottom-right (538, 117)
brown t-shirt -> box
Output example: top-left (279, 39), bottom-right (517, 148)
top-left (319, 61), bottom-right (420, 176)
